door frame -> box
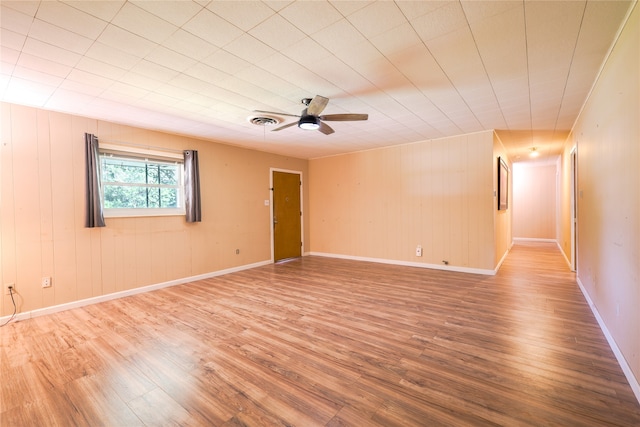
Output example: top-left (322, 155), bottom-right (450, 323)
top-left (270, 168), bottom-right (304, 263)
top-left (570, 146), bottom-right (578, 272)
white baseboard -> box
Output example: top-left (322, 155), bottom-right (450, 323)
top-left (0, 260), bottom-right (271, 324)
top-left (513, 237), bottom-right (558, 243)
top-left (576, 277), bottom-right (640, 404)
top-left (308, 252), bottom-right (496, 275)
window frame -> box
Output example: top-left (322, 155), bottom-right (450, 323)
top-left (99, 145), bottom-right (185, 218)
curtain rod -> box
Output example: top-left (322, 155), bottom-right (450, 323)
top-left (98, 138), bottom-right (185, 155)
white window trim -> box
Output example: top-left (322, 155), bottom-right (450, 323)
top-left (99, 144), bottom-right (186, 218)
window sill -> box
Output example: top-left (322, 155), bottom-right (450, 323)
top-left (104, 208), bottom-right (186, 218)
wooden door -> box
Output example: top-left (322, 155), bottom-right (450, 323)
top-left (273, 171), bottom-right (301, 261)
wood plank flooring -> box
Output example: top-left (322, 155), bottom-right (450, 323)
top-left (2, 242), bottom-right (640, 426)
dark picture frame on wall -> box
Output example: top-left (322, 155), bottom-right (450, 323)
top-left (498, 157), bottom-right (509, 210)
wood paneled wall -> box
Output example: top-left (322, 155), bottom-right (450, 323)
top-left (569, 5), bottom-right (639, 389)
top-left (309, 131), bottom-right (504, 272)
top-left (493, 133), bottom-right (512, 265)
top-left (512, 161), bottom-right (558, 240)
top-left (0, 103), bottom-right (309, 316)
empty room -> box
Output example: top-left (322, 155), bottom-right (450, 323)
top-left (1, 1), bottom-right (639, 425)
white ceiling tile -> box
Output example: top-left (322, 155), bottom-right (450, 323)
top-left (281, 37), bottom-right (333, 69)
top-left (118, 70), bottom-right (164, 92)
top-left (2, 1), bottom-right (39, 16)
top-left (132, 0), bottom-right (203, 27)
top-left (62, 1), bottom-right (125, 22)
top-left (3, 76), bottom-right (56, 106)
top-left (107, 81), bottom-right (150, 99)
top-left (327, 1), bottom-right (368, 17)
top-left (129, 60), bottom-right (178, 83)
top-left (347, 1), bottom-right (406, 39)
top-left (1, 47), bottom-right (19, 70)
top-left (396, 1), bottom-right (450, 21)
top-left (280, 1), bottom-right (343, 35)
top-left (312, 19), bottom-right (366, 55)
top-left (162, 29), bottom-right (218, 61)
top-left (29, 19), bottom-right (93, 54)
top-left (1, 28), bottom-right (26, 51)
top-left (206, 1), bottom-right (274, 31)
top-left (36, 1), bottom-right (108, 39)
top-left (0, 5), bottom-right (35, 35)
top-left (182, 9), bottom-right (244, 48)
top-left (0, 0), bottom-right (632, 159)
top-left (97, 25), bottom-right (156, 58)
top-left (411, 1), bottom-right (467, 42)
top-left (223, 34), bottom-right (276, 63)
top-left (370, 23), bottom-right (422, 57)
top-left (17, 52), bottom-right (72, 78)
top-left (75, 56), bottom-right (128, 81)
top-left (12, 65), bottom-right (64, 87)
top-left (201, 49), bottom-right (252, 75)
top-left (59, 79), bottom-right (106, 97)
top-left (66, 68), bottom-right (114, 89)
top-left (144, 45), bottom-right (197, 73)
top-left (84, 41), bottom-right (140, 70)
top-left (183, 62), bottom-right (230, 86)
top-left (23, 37), bottom-right (81, 67)
top-left (249, 14), bottom-right (307, 50)
top-left (111, 3), bottom-right (178, 44)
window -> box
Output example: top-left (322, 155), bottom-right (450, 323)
top-left (100, 152), bottom-right (185, 217)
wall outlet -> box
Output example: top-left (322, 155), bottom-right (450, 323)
top-left (42, 277), bottom-right (52, 288)
top-left (5, 284), bottom-right (15, 295)
top-left (416, 245), bottom-right (422, 257)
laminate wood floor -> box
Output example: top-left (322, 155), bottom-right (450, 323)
top-left (1, 242), bottom-right (639, 426)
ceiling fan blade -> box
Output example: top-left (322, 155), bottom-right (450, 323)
top-left (318, 121), bottom-right (335, 135)
top-left (319, 113), bottom-right (368, 122)
top-left (272, 121), bottom-right (298, 132)
top-left (253, 110), bottom-right (301, 118)
top-left (306, 95), bottom-right (329, 116)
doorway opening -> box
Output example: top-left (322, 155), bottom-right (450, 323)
top-left (570, 147), bottom-right (578, 271)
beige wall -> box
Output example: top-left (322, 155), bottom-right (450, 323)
top-left (558, 141), bottom-right (575, 264)
top-left (309, 130), bottom-right (503, 273)
top-left (0, 103), bottom-right (309, 316)
top-left (493, 133), bottom-right (512, 265)
top-left (569, 5), bottom-right (639, 386)
top-left (512, 161), bottom-right (558, 240)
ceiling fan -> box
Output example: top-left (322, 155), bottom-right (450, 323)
top-left (254, 95), bottom-right (368, 135)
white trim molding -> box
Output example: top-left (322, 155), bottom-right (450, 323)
top-left (308, 252), bottom-right (497, 275)
top-left (576, 277), bottom-right (640, 404)
top-left (0, 260), bottom-right (271, 324)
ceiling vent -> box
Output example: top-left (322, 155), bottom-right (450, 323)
top-left (249, 116), bottom-right (280, 126)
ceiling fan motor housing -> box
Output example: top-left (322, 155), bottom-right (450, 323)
top-left (298, 112), bottom-right (320, 130)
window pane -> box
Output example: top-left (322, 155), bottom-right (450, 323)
top-left (100, 153), bottom-right (183, 214)
top-left (104, 185), bottom-right (148, 208)
top-left (146, 164), bottom-right (159, 184)
top-left (159, 164), bottom-right (178, 185)
top-left (160, 187), bottom-right (178, 207)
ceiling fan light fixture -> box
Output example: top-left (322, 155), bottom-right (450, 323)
top-left (298, 115), bottom-right (320, 130)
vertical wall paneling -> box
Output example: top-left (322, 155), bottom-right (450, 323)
top-left (569, 6), bottom-right (639, 392)
top-left (36, 109), bottom-right (55, 308)
top-left (49, 111), bottom-right (79, 306)
top-left (1, 103), bottom-right (17, 314)
top-left (12, 106), bottom-right (43, 311)
top-left (309, 131), bottom-right (497, 272)
top-left (0, 103), bottom-right (309, 317)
